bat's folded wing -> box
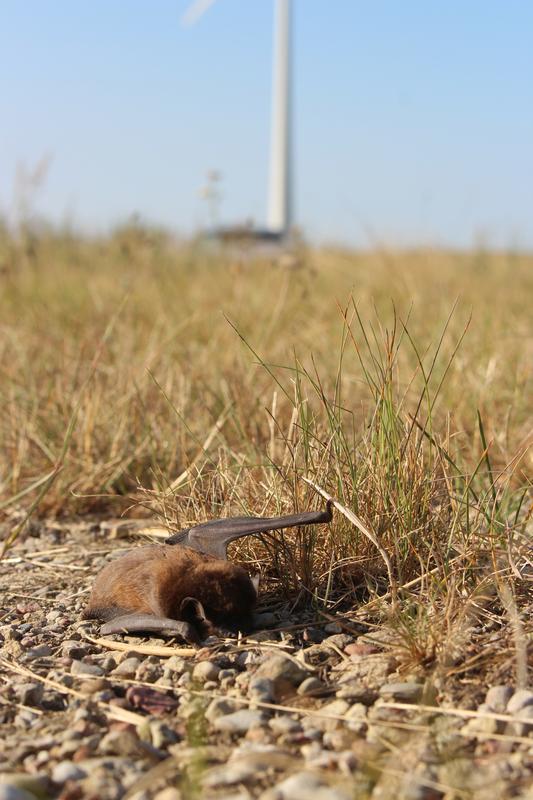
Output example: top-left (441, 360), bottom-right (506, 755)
top-left (165, 501), bottom-right (333, 558)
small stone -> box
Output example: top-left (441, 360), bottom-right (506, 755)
top-left (192, 661), bottom-right (220, 682)
top-left (213, 710), bottom-right (265, 734)
top-left (70, 660), bottom-right (104, 677)
top-left (297, 677), bottom-right (325, 696)
top-left (219, 669), bottom-right (237, 681)
top-left (236, 651), bottom-right (264, 668)
top-left (321, 634), bottom-right (354, 649)
top-left (254, 655), bottom-right (309, 698)
top-left (269, 716), bottom-right (302, 734)
top-left (379, 682), bottom-right (423, 703)
top-left (335, 683), bottom-right (377, 704)
top-left (485, 685), bottom-right (513, 713)
top-left (507, 704), bottom-right (533, 737)
top-left (99, 729), bottom-right (145, 757)
top-left (24, 644), bottom-right (52, 660)
top-left (304, 699), bottom-right (349, 733)
top-left (61, 641), bottom-right (88, 660)
top-left (507, 689), bottom-right (533, 714)
top-left (177, 672), bottom-right (192, 688)
top-left (203, 761), bottom-right (258, 787)
top-left (113, 657), bottom-right (141, 677)
top-left (52, 761), bottom-right (87, 783)
top-left (344, 642), bottom-right (381, 657)
top-left (0, 787), bottom-right (38, 800)
top-left (249, 676), bottom-right (275, 703)
top-left (324, 622), bottom-right (343, 634)
top-left (136, 661), bottom-right (161, 682)
top-left (78, 678), bottom-right (110, 695)
top-left (165, 656), bottom-right (188, 673)
top-left (323, 729), bottom-right (356, 751)
top-left (461, 715), bottom-right (501, 737)
top-left (148, 720), bottom-right (180, 749)
top-left (268, 770), bottom-right (351, 800)
top-left (100, 656), bottom-right (117, 673)
top-left (344, 703), bottom-right (367, 734)
top-left (337, 655), bottom-right (396, 686)
top-left (15, 683), bottom-right (43, 706)
top-left (205, 697), bottom-right (239, 721)
top-left (0, 774), bottom-right (49, 800)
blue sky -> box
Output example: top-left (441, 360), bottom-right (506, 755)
top-left (1, 1), bottom-right (532, 247)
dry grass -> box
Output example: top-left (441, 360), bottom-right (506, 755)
top-left (0, 222), bottom-right (531, 679)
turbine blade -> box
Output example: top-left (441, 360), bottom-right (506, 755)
top-left (181, 0), bottom-right (217, 27)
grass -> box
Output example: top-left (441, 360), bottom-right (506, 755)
top-left (0, 221), bottom-right (531, 682)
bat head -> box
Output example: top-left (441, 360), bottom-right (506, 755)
top-left (180, 561), bottom-right (259, 637)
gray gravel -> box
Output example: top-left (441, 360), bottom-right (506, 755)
top-left (1, 519), bottom-right (532, 800)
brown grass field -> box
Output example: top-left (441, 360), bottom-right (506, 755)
top-left (1, 223), bottom-right (532, 684)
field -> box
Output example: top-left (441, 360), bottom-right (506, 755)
top-left (0, 225), bottom-right (532, 799)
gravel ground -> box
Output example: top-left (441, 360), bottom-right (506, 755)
top-left (1, 519), bottom-right (532, 800)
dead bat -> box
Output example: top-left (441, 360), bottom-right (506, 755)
top-left (82, 502), bottom-right (333, 643)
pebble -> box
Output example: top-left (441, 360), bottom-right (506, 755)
top-left (321, 634), bottom-right (354, 649)
top-left (192, 660), bottom-right (220, 682)
top-left (344, 642), bottom-right (382, 656)
top-left (165, 656), bottom-right (188, 673)
top-left (148, 720), bottom-right (180, 749)
top-left (336, 656), bottom-right (396, 686)
top-left (14, 683), bottom-right (43, 706)
top-left (297, 677), bottom-right (325, 696)
top-left (324, 622), bottom-right (343, 634)
top-left (249, 676), bottom-right (275, 703)
top-left (78, 678), bottom-right (109, 695)
top-left (23, 644), bottom-right (52, 660)
top-left (269, 716), bottom-right (302, 735)
top-left (335, 683), bottom-right (377, 704)
top-left (485, 685), bottom-right (513, 712)
top-left (214, 710), bottom-right (266, 734)
top-left (0, 787), bottom-right (38, 800)
top-left (254, 655), bottom-right (309, 696)
top-left (70, 660), bottom-right (104, 677)
top-left (52, 760), bottom-right (87, 783)
top-left (344, 703), bottom-right (367, 734)
top-left (61, 641), bottom-right (88, 660)
top-left (219, 668), bottom-right (238, 681)
top-left (236, 651), bottom-right (265, 668)
top-left (303, 699), bottom-right (349, 732)
top-left (205, 697), bottom-right (239, 721)
top-left (0, 775), bottom-right (49, 800)
top-left (507, 689), bottom-right (533, 714)
top-left (203, 761), bottom-right (259, 787)
top-left (378, 682), bottom-right (423, 703)
top-left (263, 770), bottom-right (351, 800)
top-left (99, 729), bottom-right (144, 757)
top-left (113, 657), bottom-right (141, 677)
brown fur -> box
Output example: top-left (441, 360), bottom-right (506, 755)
top-left (82, 545), bottom-right (257, 638)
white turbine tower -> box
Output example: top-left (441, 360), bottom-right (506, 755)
top-left (183, 0), bottom-right (293, 240)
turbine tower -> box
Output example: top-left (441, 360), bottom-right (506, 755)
top-left (183, 0), bottom-right (294, 240)
top-left (268, 0), bottom-right (292, 236)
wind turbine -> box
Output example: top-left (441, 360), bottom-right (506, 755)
top-left (183, 0), bottom-right (293, 240)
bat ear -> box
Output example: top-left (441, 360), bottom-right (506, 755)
top-left (250, 573), bottom-right (260, 596)
top-left (180, 596), bottom-right (208, 623)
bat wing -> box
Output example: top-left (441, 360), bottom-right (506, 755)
top-left (165, 501), bottom-right (333, 559)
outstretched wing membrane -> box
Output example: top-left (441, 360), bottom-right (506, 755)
top-left (165, 501), bottom-right (333, 559)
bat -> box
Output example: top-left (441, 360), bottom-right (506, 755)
top-left (82, 502), bottom-right (333, 643)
